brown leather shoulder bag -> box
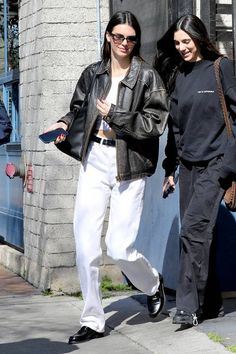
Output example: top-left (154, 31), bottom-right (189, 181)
top-left (214, 57), bottom-right (236, 212)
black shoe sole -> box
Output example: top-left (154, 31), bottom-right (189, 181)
top-left (172, 317), bottom-right (193, 325)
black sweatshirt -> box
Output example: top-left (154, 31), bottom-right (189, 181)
top-left (163, 58), bottom-right (236, 181)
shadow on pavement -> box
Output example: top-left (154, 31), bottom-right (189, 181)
top-left (104, 294), bottom-right (167, 335)
top-left (0, 338), bottom-right (78, 354)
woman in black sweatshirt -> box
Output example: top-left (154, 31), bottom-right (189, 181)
top-left (155, 14), bottom-right (236, 326)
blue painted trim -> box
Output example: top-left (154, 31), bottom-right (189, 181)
top-left (2, 85), bottom-right (7, 112)
top-left (0, 70), bottom-right (19, 85)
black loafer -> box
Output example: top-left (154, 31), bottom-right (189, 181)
top-left (172, 310), bottom-right (199, 326)
top-left (68, 326), bottom-right (104, 344)
top-left (147, 274), bottom-right (165, 318)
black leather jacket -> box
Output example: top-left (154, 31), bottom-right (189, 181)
top-left (57, 56), bottom-right (168, 181)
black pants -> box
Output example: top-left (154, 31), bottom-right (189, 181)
top-left (176, 156), bottom-right (225, 314)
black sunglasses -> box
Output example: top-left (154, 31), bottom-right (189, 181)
top-left (110, 33), bottom-right (137, 46)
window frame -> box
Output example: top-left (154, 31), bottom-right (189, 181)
top-left (0, 0), bottom-right (20, 144)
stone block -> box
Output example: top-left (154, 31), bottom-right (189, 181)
top-left (43, 223), bottom-right (73, 239)
top-left (45, 179), bottom-right (77, 195)
top-left (45, 238), bottom-right (75, 254)
top-left (0, 245), bottom-right (25, 276)
top-left (24, 257), bottom-right (50, 289)
top-left (50, 266), bottom-right (80, 293)
top-left (43, 252), bottom-right (76, 268)
top-left (42, 7), bottom-right (89, 24)
top-left (42, 195), bottom-right (75, 210)
top-left (44, 208), bottom-right (74, 224)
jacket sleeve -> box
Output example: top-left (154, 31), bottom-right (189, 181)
top-left (57, 65), bottom-right (95, 129)
top-left (162, 116), bottom-right (179, 177)
top-left (104, 70), bottom-right (169, 140)
top-left (218, 58), bottom-right (236, 181)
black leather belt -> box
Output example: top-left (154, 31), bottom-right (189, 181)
top-left (91, 135), bottom-right (116, 147)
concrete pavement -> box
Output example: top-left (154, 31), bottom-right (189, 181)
top-left (0, 266), bottom-right (235, 354)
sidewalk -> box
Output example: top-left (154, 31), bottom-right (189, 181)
top-left (0, 265), bottom-right (235, 354)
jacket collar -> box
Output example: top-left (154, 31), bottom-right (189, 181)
top-left (96, 56), bottom-right (142, 89)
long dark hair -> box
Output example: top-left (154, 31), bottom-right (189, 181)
top-left (154, 14), bottom-right (221, 93)
top-left (102, 11), bottom-right (141, 62)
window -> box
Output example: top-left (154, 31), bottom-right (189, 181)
top-left (0, 0), bottom-right (19, 143)
top-left (0, 1), bottom-right (6, 75)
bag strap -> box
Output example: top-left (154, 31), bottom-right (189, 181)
top-left (214, 57), bottom-right (233, 138)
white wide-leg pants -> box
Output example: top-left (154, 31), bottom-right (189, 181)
top-left (74, 142), bottom-right (160, 333)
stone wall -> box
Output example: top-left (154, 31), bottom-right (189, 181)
top-left (18, 0), bottom-right (122, 293)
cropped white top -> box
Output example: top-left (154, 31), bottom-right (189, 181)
top-left (96, 75), bottom-right (124, 131)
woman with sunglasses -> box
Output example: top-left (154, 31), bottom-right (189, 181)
top-left (45, 11), bottom-right (168, 343)
top-left (155, 14), bottom-right (236, 327)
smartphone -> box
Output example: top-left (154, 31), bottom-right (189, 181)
top-left (162, 183), bottom-right (175, 199)
top-left (39, 128), bottom-right (68, 144)
top-left (162, 173), bottom-right (179, 199)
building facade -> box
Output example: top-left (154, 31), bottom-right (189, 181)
top-left (0, 0), bottom-right (235, 294)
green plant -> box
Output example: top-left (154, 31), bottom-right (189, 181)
top-left (227, 346), bottom-right (236, 353)
top-left (41, 289), bottom-right (53, 296)
top-left (208, 332), bottom-right (236, 353)
top-left (69, 291), bottom-right (83, 299)
top-left (101, 275), bottom-right (131, 293)
top-left (67, 276), bottom-right (132, 299)
top-left (207, 332), bottom-right (224, 343)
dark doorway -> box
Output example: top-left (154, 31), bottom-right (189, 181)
top-left (110, 0), bottom-right (168, 64)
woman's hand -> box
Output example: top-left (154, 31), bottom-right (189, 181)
top-left (44, 122), bottom-right (68, 144)
top-left (96, 99), bottom-right (111, 117)
top-left (162, 175), bottom-right (176, 198)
